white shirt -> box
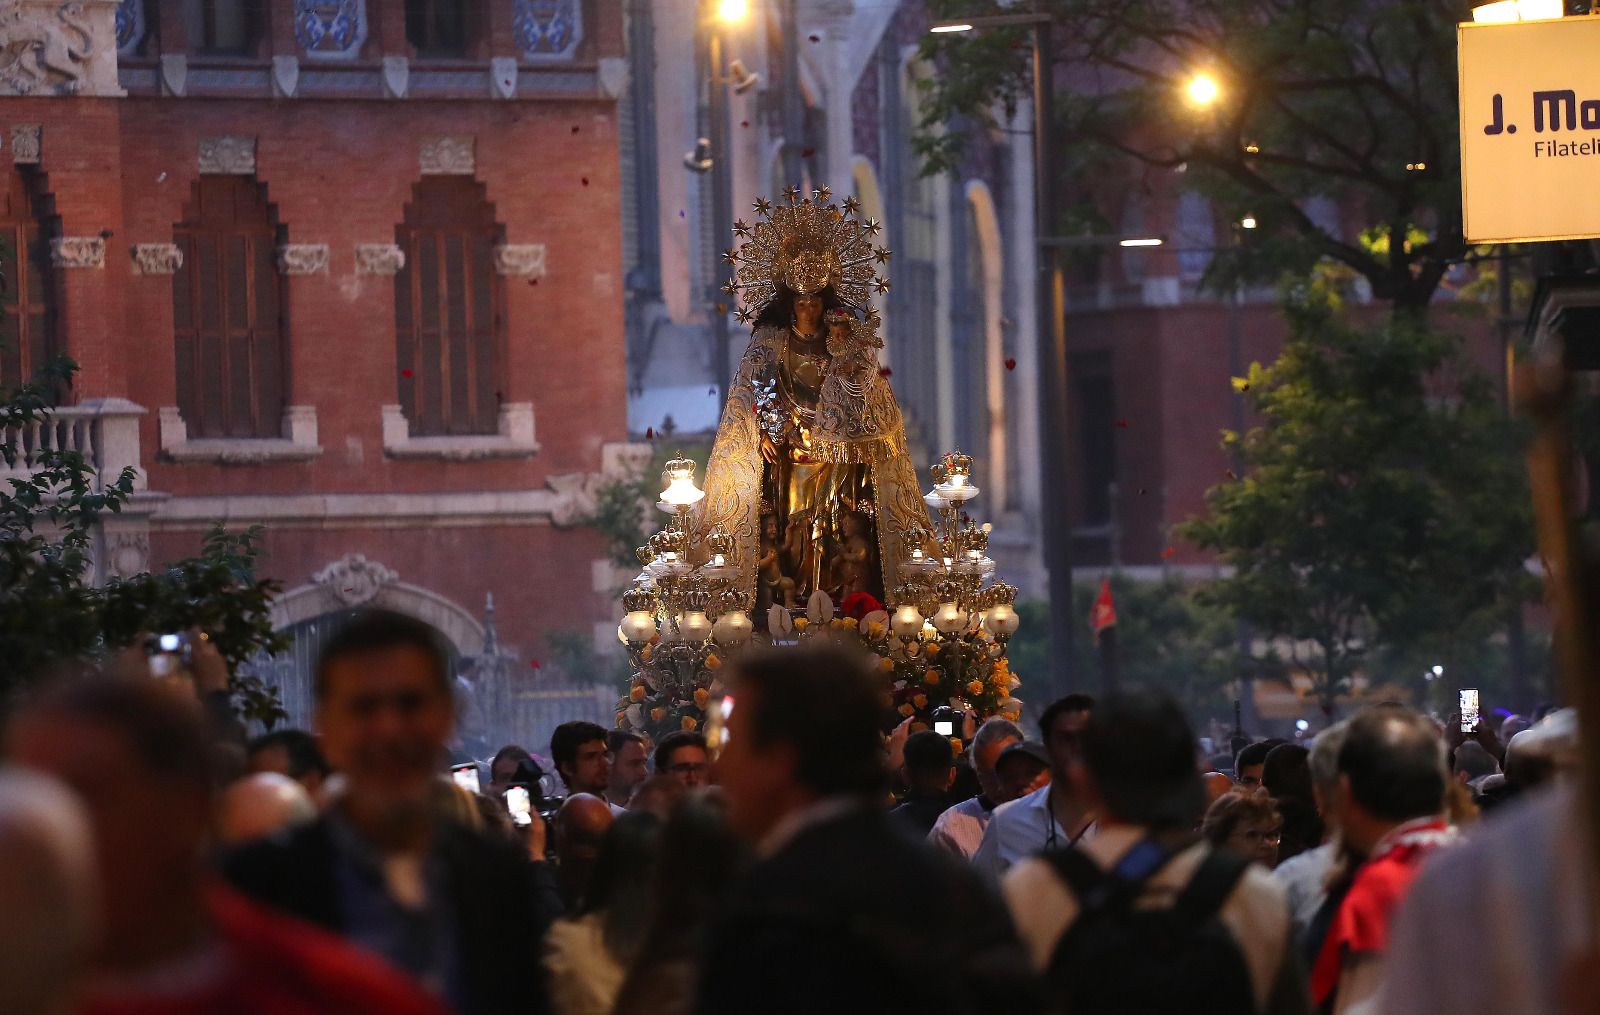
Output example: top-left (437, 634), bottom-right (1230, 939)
top-left (1377, 784), bottom-right (1592, 1015)
top-left (1273, 840), bottom-right (1335, 935)
top-left (1002, 825), bottom-right (1299, 1014)
top-left (972, 784), bottom-right (1093, 882)
top-left (927, 795), bottom-right (995, 859)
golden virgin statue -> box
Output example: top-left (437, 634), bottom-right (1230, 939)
top-left (695, 187), bottom-right (933, 620)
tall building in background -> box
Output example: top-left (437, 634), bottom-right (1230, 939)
top-left (1, 0), bottom-right (634, 752)
top-left (620, 0), bottom-right (1049, 595)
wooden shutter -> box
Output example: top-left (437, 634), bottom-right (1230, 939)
top-left (0, 169), bottom-right (60, 396)
top-left (394, 177), bottom-right (505, 436)
top-left (172, 177), bottom-right (286, 439)
top-left (405, 0), bottom-right (472, 58)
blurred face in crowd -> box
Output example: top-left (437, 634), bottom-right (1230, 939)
top-left (489, 755), bottom-right (524, 798)
top-left (1236, 763), bottom-right (1264, 790)
top-left (561, 737), bottom-right (612, 796)
top-left (317, 645), bottom-right (453, 820)
top-left (1227, 817), bottom-right (1282, 868)
top-left (716, 689), bottom-right (801, 840)
top-left (995, 757), bottom-right (1049, 804)
top-left (9, 713), bottom-right (209, 969)
top-left (973, 734), bottom-right (1020, 803)
top-left (662, 742), bottom-right (711, 789)
top-left (1045, 708), bottom-right (1092, 784)
top-left (610, 739), bottom-right (648, 798)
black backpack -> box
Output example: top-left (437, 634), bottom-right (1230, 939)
top-left (1043, 845), bottom-right (1258, 1015)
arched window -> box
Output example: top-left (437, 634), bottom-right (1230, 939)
top-left (394, 177), bottom-right (506, 436)
top-left (894, 59), bottom-right (941, 450)
top-left (172, 176), bottom-right (287, 439)
top-left (1174, 191), bottom-right (1216, 282)
top-left (406, 0), bottom-right (473, 58)
top-left (0, 168), bottom-right (60, 393)
top-left (183, 0), bottom-right (258, 55)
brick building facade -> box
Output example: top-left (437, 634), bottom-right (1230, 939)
top-left (2, 0), bottom-right (635, 745)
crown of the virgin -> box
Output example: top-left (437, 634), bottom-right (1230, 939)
top-left (722, 186), bottom-right (892, 325)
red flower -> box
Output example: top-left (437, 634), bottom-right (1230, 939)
top-left (840, 591), bottom-right (884, 620)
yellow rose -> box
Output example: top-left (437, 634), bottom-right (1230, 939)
top-left (614, 711), bottom-right (626, 726)
top-left (923, 668), bottom-right (941, 686)
top-left (651, 707), bottom-right (666, 722)
top-left (913, 693), bottom-right (928, 710)
top-left (1003, 711), bottom-right (1020, 722)
top-left (629, 684), bottom-right (647, 702)
top-left (694, 687), bottom-right (711, 709)
top-left (840, 617), bottom-right (858, 629)
top-left (949, 737), bottom-right (964, 757)
top-left (909, 722), bottom-right (929, 734)
top-left (898, 703), bottom-right (915, 717)
top-left (866, 621), bottom-right (885, 639)
top-left (926, 643), bottom-right (940, 656)
top-left (705, 652), bottom-right (723, 671)
top-left (640, 645), bottom-right (654, 663)
top-left (794, 617), bottom-right (809, 632)
top-left (966, 679), bottom-right (986, 697)
top-left (878, 657), bottom-right (895, 673)
top-left (681, 716), bottom-right (699, 731)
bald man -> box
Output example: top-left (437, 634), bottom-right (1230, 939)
top-left (216, 773), bottom-right (317, 847)
top-left (0, 768), bottom-right (98, 1015)
top-left (552, 793), bottom-right (613, 908)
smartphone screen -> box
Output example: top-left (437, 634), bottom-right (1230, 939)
top-left (505, 786), bottom-right (532, 826)
top-left (934, 720), bottom-right (956, 737)
top-left (1459, 689), bottom-right (1480, 733)
top-left (451, 764), bottom-right (480, 795)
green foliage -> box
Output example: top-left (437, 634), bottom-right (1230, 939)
top-left (0, 357), bottom-right (286, 723)
top-left (1178, 291), bottom-right (1534, 715)
top-left (1009, 578), bottom-right (1248, 727)
top-left (584, 440), bottom-right (714, 572)
top-left (918, 0), bottom-right (1475, 311)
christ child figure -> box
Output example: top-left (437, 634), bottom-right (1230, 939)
top-left (831, 509), bottom-right (874, 598)
top-left (759, 509), bottom-right (798, 609)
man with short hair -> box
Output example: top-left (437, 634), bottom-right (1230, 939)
top-left (1234, 739), bottom-right (1284, 789)
top-left (1452, 740), bottom-right (1498, 786)
top-left (1002, 689), bottom-right (1308, 1014)
top-left (217, 772), bottom-right (318, 847)
top-left (606, 729), bottom-right (649, 808)
top-left (698, 646), bottom-right (1042, 1015)
top-left (246, 728), bottom-right (331, 802)
top-left (551, 792), bottom-right (614, 908)
top-left (1310, 706), bottom-right (1453, 1014)
top-left (10, 676), bottom-right (444, 1015)
top-left (993, 741), bottom-right (1051, 803)
top-left (550, 721), bottom-right (613, 801)
top-left (487, 744), bottom-right (538, 800)
top-left (654, 730), bottom-right (710, 789)
top-left (1272, 720), bottom-right (1348, 937)
top-left (890, 730), bottom-right (955, 836)
top-left (973, 694), bottom-right (1096, 882)
top-left (224, 609), bottom-right (554, 1015)
top-left (928, 718), bottom-right (1022, 857)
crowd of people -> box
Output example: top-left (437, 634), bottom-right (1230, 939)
top-left (0, 607), bottom-right (1593, 1014)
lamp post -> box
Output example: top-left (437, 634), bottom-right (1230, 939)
top-left (932, 12), bottom-right (1076, 698)
top-left (705, 0), bottom-right (747, 408)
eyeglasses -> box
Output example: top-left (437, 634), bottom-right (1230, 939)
top-left (1235, 827), bottom-right (1282, 846)
top-left (668, 762), bottom-right (709, 776)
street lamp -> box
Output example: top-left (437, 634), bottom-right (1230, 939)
top-left (701, 0), bottom-right (749, 410)
top-left (1471, 0), bottom-right (1563, 21)
top-left (930, 10), bottom-right (1077, 698)
top-left (1185, 72), bottom-right (1221, 107)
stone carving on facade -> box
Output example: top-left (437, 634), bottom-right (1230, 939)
top-left (381, 54), bottom-right (407, 99)
top-left (10, 123), bottom-right (40, 163)
top-left (597, 57), bottom-right (627, 100)
top-left (51, 236), bottom-right (104, 268)
top-left (104, 529), bottom-right (150, 580)
top-left (419, 136), bottom-right (473, 176)
top-left (114, 0), bottom-right (142, 56)
top-left (545, 442), bottom-right (652, 528)
top-left (0, 0), bottom-right (123, 97)
top-left (294, 0), bottom-right (366, 60)
top-left (131, 242), bottom-right (182, 275)
top-left (490, 56), bottom-right (516, 100)
top-left (198, 134), bottom-right (255, 175)
top-left (514, 0), bottom-right (582, 61)
top-left (354, 243), bottom-right (405, 276)
top-left (493, 244), bottom-right (545, 278)
top-left (271, 55), bottom-right (299, 97)
top-left (277, 244), bottom-right (329, 275)
top-left (312, 553), bottom-right (399, 607)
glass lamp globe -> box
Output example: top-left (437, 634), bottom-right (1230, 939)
top-left (712, 610), bottom-right (753, 645)
top-left (659, 456), bottom-right (706, 510)
top-left (931, 601), bottom-right (968, 634)
top-left (890, 603), bottom-right (925, 639)
top-left (983, 602), bottom-right (1020, 637)
top-left (620, 610), bottom-right (658, 643)
top-left (679, 609), bottom-right (714, 643)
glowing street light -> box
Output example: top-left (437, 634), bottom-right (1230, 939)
top-left (930, 22), bottom-right (975, 33)
top-left (1186, 72), bottom-right (1221, 107)
top-left (717, 0), bottom-right (749, 22)
top-left (1118, 237), bottom-right (1163, 247)
top-left (1471, 0), bottom-right (1562, 21)
top-left (1240, 214), bottom-right (1258, 230)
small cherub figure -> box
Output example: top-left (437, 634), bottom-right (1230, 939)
top-left (830, 509), bottom-right (874, 598)
top-left (759, 510), bottom-right (798, 609)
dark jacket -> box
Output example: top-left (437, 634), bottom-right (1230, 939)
top-left (224, 815), bottom-right (555, 1015)
top-left (696, 805), bottom-right (1044, 1015)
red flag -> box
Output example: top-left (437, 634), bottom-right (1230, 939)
top-left (1089, 578), bottom-right (1118, 644)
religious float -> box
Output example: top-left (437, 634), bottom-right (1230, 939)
top-left (615, 188), bottom-right (1024, 743)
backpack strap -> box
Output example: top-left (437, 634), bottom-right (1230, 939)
top-left (1171, 848), bottom-right (1251, 929)
top-left (1043, 846), bottom-right (1117, 911)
